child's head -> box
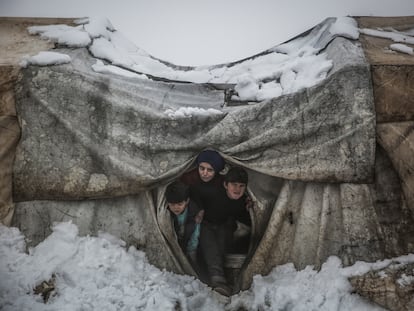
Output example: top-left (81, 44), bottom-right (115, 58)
top-left (165, 181), bottom-right (190, 215)
top-left (196, 150), bottom-right (225, 182)
top-left (224, 167), bottom-right (248, 200)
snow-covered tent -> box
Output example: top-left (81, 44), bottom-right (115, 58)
top-left (1, 16), bottom-right (414, 292)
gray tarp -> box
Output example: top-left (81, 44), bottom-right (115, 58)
top-left (13, 36), bottom-right (375, 200)
top-left (15, 21), bottom-right (412, 291)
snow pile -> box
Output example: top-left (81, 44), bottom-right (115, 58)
top-left (25, 16), bottom-right (360, 101)
top-left (20, 51), bottom-right (71, 67)
top-left (2, 222), bottom-right (413, 310)
top-left (229, 257), bottom-right (387, 311)
top-left (329, 16), bottom-right (359, 39)
top-left (28, 23), bottom-right (91, 47)
top-left (0, 222), bottom-right (222, 311)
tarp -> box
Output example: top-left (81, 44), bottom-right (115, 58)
top-left (0, 66), bottom-right (20, 225)
top-left (11, 18), bottom-right (414, 290)
top-left (13, 36), bottom-right (375, 200)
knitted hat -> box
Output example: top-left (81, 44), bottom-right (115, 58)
top-left (224, 166), bottom-right (248, 184)
top-left (196, 150), bottom-right (225, 173)
top-left (165, 181), bottom-right (189, 203)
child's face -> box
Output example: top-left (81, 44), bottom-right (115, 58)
top-left (168, 199), bottom-right (189, 215)
top-left (224, 182), bottom-right (246, 200)
top-left (198, 162), bottom-right (215, 182)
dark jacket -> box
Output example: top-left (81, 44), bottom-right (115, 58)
top-left (180, 168), bottom-right (224, 211)
top-left (203, 186), bottom-right (251, 226)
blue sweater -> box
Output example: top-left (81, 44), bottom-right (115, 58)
top-left (172, 200), bottom-right (202, 254)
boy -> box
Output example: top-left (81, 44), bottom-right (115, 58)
top-left (199, 166), bottom-right (252, 296)
top-left (165, 180), bottom-right (204, 264)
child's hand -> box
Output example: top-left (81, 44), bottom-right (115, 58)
top-left (245, 196), bottom-right (253, 210)
top-left (195, 210), bottom-right (204, 224)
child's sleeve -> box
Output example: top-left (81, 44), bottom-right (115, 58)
top-left (186, 223), bottom-right (200, 254)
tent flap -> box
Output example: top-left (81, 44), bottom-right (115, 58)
top-left (13, 36), bottom-right (375, 201)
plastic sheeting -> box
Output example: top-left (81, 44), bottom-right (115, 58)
top-left (11, 18), bottom-right (414, 291)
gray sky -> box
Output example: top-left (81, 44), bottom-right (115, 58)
top-left (1, 0), bottom-right (414, 65)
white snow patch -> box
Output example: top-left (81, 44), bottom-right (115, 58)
top-left (28, 24), bottom-right (91, 47)
top-left (2, 222), bottom-right (413, 310)
top-left (359, 28), bottom-right (414, 45)
top-left (165, 107), bottom-right (223, 119)
top-left (397, 273), bottom-right (414, 287)
top-left (330, 16), bottom-right (360, 39)
top-left (390, 43), bottom-right (414, 55)
top-left (20, 51), bottom-right (71, 67)
top-left (92, 59), bottom-right (148, 79)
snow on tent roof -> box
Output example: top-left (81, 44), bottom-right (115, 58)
top-left (24, 16), bottom-right (359, 101)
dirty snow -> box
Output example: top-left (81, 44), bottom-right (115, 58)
top-left (2, 222), bottom-right (413, 310)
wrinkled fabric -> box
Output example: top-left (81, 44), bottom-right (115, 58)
top-left (11, 20), bottom-right (391, 291)
top-left (0, 66), bottom-right (20, 226)
top-left (0, 116), bottom-right (19, 225)
top-left (13, 37), bottom-right (375, 200)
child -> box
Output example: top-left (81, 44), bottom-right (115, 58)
top-left (199, 166), bottom-right (252, 296)
top-left (180, 149), bottom-right (225, 211)
top-left (165, 180), bottom-right (204, 264)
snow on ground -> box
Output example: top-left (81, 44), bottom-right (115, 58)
top-left (2, 222), bottom-right (413, 311)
